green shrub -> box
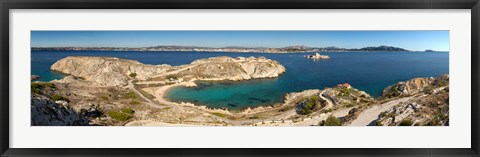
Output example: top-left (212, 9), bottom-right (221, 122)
top-left (44, 83), bottom-right (55, 88)
top-left (435, 79), bottom-right (448, 87)
top-left (249, 115), bottom-right (261, 119)
top-left (130, 100), bottom-right (141, 105)
top-left (299, 101), bottom-right (315, 115)
top-left (121, 108), bottom-right (135, 114)
top-left (51, 94), bottom-right (69, 102)
top-left (100, 96), bottom-right (109, 101)
top-left (125, 91), bottom-right (137, 99)
top-left (360, 99), bottom-right (371, 103)
top-left (345, 103), bottom-right (355, 108)
top-left (399, 119), bottom-right (414, 126)
top-left (129, 73), bottom-right (137, 78)
top-left (379, 111), bottom-right (387, 118)
top-left (423, 86), bottom-right (434, 94)
top-left (322, 115), bottom-right (341, 126)
top-left (338, 87), bottom-right (354, 97)
top-left (298, 96), bottom-right (324, 115)
top-left (310, 95), bottom-right (319, 102)
top-left (31, 84), bottom-right (41, 94)
top-left (375, 120), bottom-right (383, 126)
top-left (211, 112), bottom-right (225, 118)
top-left (107, 108), bottom-right (135, 121)
top-left (107, 111), bottom-right (133, 121)
top-left (31, 82), bottom-right (56, 94)
top-left (322, 108), bottom-right (333, 113)
top-left (166, 75), bottom-right (178, 80)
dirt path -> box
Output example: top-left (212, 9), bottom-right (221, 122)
top-left (349, 96), bottom-right (413, 126)
top-left (319, 90), bottom-right (334, 109)
top-left (127, 80), bottom-right (165, 109)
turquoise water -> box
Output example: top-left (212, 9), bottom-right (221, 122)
top-left (32, 51), bottom-right (449, 110)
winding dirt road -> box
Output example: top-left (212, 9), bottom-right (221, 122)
top-left (349, 96), bottom-right (413, 126)
top-left (127, 80), bottom-right (165, 109)
top-left (319, 90), bottom-right (334, 109)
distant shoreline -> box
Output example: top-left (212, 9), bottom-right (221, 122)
top-left (31, 49), bottom-right (448, 54)
top-left (31, 45), bottom-right (433, 53)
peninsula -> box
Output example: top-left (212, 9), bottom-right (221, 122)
top-left (31, 56), bottom-right (448, 126)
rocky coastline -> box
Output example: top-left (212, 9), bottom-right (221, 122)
top-left (31, 56), bottom-right (448, 126)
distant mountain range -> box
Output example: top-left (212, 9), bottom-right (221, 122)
top-left (31, 45), bottom-right (433, 53)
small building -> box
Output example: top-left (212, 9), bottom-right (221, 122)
top-left (337, 83), bottom-right (351, 89)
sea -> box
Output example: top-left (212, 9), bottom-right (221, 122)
top-left (32, 51), bottom-right (449, 110)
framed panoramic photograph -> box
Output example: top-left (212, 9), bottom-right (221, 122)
top-left (1, 0), bottom-right (479, 157)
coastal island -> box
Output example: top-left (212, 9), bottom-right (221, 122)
top-left (304, 53), bottom-right (330, 60)
top-left (31, 56), bottom-right (449, 126)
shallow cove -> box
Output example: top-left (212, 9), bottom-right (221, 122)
top-left (166, 79), bottom-right (286, 110)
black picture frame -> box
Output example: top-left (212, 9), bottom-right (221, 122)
top-left (1, 0), bottom-right (479, 157)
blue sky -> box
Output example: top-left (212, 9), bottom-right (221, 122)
top-left (31, 31), bottom-right (449, 51)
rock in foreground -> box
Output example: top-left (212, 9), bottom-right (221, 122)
top-left (381, 74), bottom-right (449, 98)
top-left (31, 95), bottom-right (88, 126)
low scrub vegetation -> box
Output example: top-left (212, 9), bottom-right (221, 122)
top-left (278, 106), bottom-right (294, 112)
top-left (166, 75), bottom-right (178, 80)
top-left (129, 72), bottom-right (137, 78)
top-left (298, 95), bottom-right (325, 115)
top-left (31, 82), bottom-right (56, 94)
top-left (319, 115), bottom-right (341, 126)
top-left (211, 112), bottom-right (225, 118)
top-left (399, 119), bottom-right (414, 126)
top-left (130, 99), bottom-right (141, 105)
top-left (100, 96), bottom-right (109, 101)
top-left (124, 91), bottom-right (137, 99)
top-left (375, 120), bottom-right (383, 126)
top-left (423, 86), bottom-right (434, 94)
top-left (248, 115), bottom-right (261, 119)
top-left (108, 108), bottom-right (135, 121)
top-left (338, 88), bottom-right (352, 96)
top-left (434, 79), bottom-right (448, 87)
top-left (51, 94), bottom-right (69, 102)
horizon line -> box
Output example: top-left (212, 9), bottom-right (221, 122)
top-left (30, 45), bottom-right (447, 51)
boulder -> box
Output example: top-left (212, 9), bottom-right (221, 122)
top-left (31, 95), bottom-right (88, 126)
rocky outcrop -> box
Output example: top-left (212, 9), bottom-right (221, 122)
top-left (31, 75), bottom-right (40, 80)
top-left (51, 56), bottom-right (286, 86)
top-left (179, 56), bottom-right (286, 81)
top-left (381, 74), bottom-right (449, 98)
top-left (287, 84), bottom-right (374, 116)
top-left (31, 95), bottom-right (88, 126)
top-left (304, 53), bottom-right (330, 60)
top-left (51, 56), bottom-right (171, 86)
top-left (375, 87), bottom-right (449, 126)
top-left (321, 85), bottom-right (373, 107)
top-left (368, 75), bottom-right (450, 126)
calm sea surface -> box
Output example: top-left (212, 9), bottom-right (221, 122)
top-left (32, 51), bottom-right (449, 110)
